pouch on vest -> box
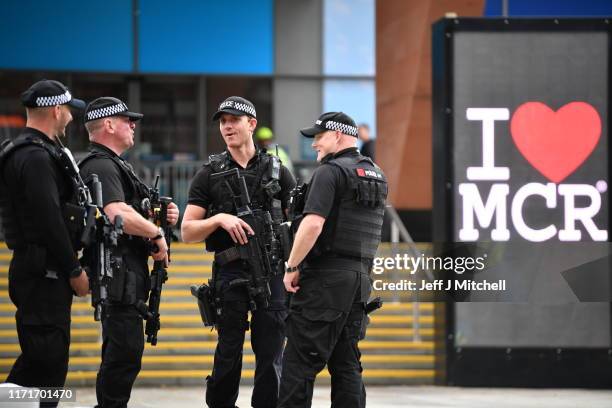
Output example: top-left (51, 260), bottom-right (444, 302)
top-left (62, 202), bottom-right (87, 251)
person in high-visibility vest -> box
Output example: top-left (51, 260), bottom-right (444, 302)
top-left (254, 126), bottom-right (295, 174)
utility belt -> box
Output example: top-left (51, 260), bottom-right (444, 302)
top-left (82, 244), bottom-right (148, 305)
top-left (100, 303), bottom-right (143, 318)
top-left (191, 253), bottom-right (276, 328)
top-left (302, 255), bottom-right (372, 274)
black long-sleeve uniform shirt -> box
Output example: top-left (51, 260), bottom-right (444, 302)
top-left (1, 128), bottom-right (80, 324)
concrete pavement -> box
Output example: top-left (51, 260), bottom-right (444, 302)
top-left (59, 385), bottom-right (612, 407)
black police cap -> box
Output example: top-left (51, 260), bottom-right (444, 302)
top-left (84, 97), bottom-right (143, 123)
top-left (300, 111), bottom-right (358, 138)
top-left (212, 96), bottom-right (257, 121)
top-left (20, 79), bottom-right (85, 110)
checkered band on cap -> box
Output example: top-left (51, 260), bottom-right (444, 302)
top-left (324, 120), bottom-right (358, 136)
top-left (219, 100), bottom-right (256, 117)
top-left (35, 91), bottom-right (72, 107)
top-left (86, 103), bottom-right (128, 121)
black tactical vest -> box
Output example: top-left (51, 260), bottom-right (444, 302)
top-left (79, 149), bottom-right (153, 304)
top-left (204, 150), bottom-right (282, 252)
top-left (311, 153), bottom-right (388, 260)
top-left (79, 150), bottom-right (151, 219)
top-left (0, 134), bottom-right (84, 250)
top-left (79, 149), bottom-right (152, 251)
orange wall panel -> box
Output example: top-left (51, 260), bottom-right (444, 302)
top-left (376, 0), bottom-right (484, 209)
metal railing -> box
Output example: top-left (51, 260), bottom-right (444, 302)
top-left (385, 205), bottom-right (429, 342)
top-left (148, 161), bottom-right (204, 222)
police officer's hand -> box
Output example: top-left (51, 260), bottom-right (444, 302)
top-left (284, 271), bottom-right (300, 293)
top-left (70, 269), bottom-right (90, 297)
top-left (151, 236), bottom-right (169, 263)
top-left (216, 214), bottom-right (255, 245)
top-left (167, 202), bottom-right (180, 226)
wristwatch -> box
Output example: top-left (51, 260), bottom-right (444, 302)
top-left (285, 261), bottom-right (299, 273)
top-left (152, 226), bottom-right (165, 241)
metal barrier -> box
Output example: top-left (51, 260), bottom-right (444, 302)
top-left (150, 161), bottom-right (204, 223)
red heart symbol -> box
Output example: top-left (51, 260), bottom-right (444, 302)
top-left (510, 102), bottom-right (601, 183)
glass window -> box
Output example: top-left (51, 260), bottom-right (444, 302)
top-left (323, 0), bottom-right (375, 76)
top-left (140, 76), bottom-right (199, 160)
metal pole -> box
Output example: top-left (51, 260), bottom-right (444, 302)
top-left (502, 0), bottom-right (509, 17)
top-left (391, 221), bottom-right (399, 243)
top-left (197, 77), bottom-right (207, 160)
top-left (128, 80), bottom-right (141, 147)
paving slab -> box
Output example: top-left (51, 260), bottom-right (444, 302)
top-left (57, 385), bottom-right (612, 408)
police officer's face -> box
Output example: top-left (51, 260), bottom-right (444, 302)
top-left (112, 116), bottom-right (136, 149)
top-left (312, 130), bottom-right (339, 162)
top-left (219, 114), bottom-right (256, 148)
top-left (54, 104), bottom-right (73, 138)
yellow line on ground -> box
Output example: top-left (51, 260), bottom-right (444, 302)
top-left (1, 277), bottom-right (208, 286)
top-left (371, 315), bottom-right (435, 324)
top-left (0, 316), bottom-right (98, 325)
top-left (0, 327), bottom-right (433, 339)
top-left (0, 340), bottom-right (434, 353)
top-left (0, 328), bottom-right (99, 338)
top-left (161, 277), bottom-right (210, 286)
top-left (0, 242), bottom-right (440, 253)
top-left (4, 368), bottom-right (434, 381)
top-left (0, 242), bottom-right (209, 250)
top-left (161, 254), bottom-right (214, 261)
top-left (377, 303), bottom-right (434, 311)
top-left (0, 266), bottom-right (211, 275)
top-left (0, 354), bottom-right (434, 367)
top-left (0, 291), bottom-right (444, 305)
top-left (166, 266), bottom-right (211, 274)
top-left (0, 302), bottom-right (200, 312)
top-left (168, 243), bottom-right (209, 250)
top-left (0, 242), bottom-right (210, 255)
top-left (366, 328), bottom-right (435, 337)
top-left (0, 314), bottom-right (432, 326)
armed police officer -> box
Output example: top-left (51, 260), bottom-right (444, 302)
top-left (0, 80), bottom-right (89, 401)
top-left (279, 112), bottom-right (388, 408)
top-left (79, 97), bottom-right (179, 408)
top-left (182, 96), bottom-right (295, 408)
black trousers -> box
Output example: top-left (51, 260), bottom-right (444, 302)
top-left (278, 266), bottom-right (369, 408)
top-left (96, 306), bottom-right (144, 408)
top-left (6, 318), bottom-right (70, 408)
top-left (205, 298), bottom-right (287, 408)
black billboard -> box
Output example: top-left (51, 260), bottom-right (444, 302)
top-left (433, 18), bottom-right (612, 387)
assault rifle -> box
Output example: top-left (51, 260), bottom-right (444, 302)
top-left (83, 175), bottom-right (124, 321)
top-left (58, 138), bottom-right (124, 321)
top-left (136, 176), bottom-right (172, 346)
top-left (210, 168), bottom-right (274, 310)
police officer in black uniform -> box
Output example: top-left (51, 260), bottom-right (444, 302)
top-left (182, 96), bottom-right (295, 408)
top-left (0, 80), bottom-right (90, 403)
top-left (79, 97), bottom-right (179, 408)
top-left (279, 112), bottom-right (388, 408)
